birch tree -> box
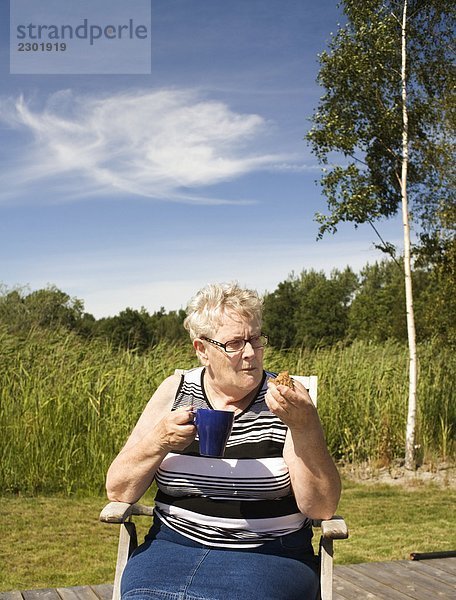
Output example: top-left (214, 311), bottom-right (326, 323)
top-left (306, 0), bottom-right (455, 468)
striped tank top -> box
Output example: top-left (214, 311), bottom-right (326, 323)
top-left (154, 366), bottom-right (309, 548)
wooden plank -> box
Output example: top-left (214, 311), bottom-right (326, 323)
top-left (89, 585), bottom-right (113, 600)
top-left (374, 560), bottom-right (456, 596)
top-left (398, 559), bottom-right (456, 587)
top-left (353, 561), bottom-right (455, 600)
top-left (22, 590), bottom-right (61, 600)
top-left (56, 587), bottom-right (98, 600)
top-left (333, 573), bottom-right (383, 599)
top-left (333, 593), bottom-right (353, 600)
top-left (421, 557), bottom-right (456, 576)
top-left (0, 593), bottom-right (24, 600)
top-left (352, 562), bottom-right (431, 600)
top-left (335, 565), bottom-right (418, 600)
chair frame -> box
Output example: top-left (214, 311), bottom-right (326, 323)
top-left (100, 373), bottom-right (348, 600)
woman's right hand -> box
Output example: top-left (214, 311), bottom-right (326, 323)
top-left (153, 406), bottom-right (197, 453)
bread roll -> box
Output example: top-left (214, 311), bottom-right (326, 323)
top-left (269, 371), bottom-right (294, 389)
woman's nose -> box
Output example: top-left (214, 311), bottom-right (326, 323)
top-left (242, 340), bottom-right (255, 357)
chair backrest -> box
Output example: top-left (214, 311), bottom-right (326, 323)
top-left (174, 369), bottom-right (318, 407)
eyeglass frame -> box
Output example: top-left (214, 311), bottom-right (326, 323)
top-left (201, 333), bottom-right (269, 354)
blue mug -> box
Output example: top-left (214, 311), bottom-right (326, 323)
top-left (194, 408), bottom-right (235, 458)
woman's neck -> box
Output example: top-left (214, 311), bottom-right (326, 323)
top-left (203, 371), bottom-right (261, 414)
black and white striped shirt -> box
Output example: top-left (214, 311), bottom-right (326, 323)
top-left (154, 367), bottom-right (309, 548)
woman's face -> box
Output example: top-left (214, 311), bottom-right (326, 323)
top-left (197, 310), bottom-right (264, 397)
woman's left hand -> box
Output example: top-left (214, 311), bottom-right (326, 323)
top-left (266, 377), bottom-right (341, 519)
top-left (265, 378), bottom-right (318, 432)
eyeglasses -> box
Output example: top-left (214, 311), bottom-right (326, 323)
top-left (202, 334), bottom-right (269, 354)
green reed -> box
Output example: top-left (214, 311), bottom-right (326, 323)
top-left (1, 326), bottom-right (454, 495)
top-left (265, 340), bottom-right (455, 464)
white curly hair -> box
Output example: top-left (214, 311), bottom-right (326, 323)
top-left (183, 282), bottom-right (263, 341)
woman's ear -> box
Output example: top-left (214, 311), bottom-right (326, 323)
top-left (193, 338), bottom-right (209, 365)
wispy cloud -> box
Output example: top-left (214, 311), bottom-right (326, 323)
top-left (271, 162), bottom-right (321, 173)
top-left (0, 88), bottom-right (286, 205)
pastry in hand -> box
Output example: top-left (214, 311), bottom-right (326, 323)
top-left (269, 371), bottom-right (295, 390)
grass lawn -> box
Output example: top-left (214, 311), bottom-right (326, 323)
top-left (1, 480), bottom-right (455, 592)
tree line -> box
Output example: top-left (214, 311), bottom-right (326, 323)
top-left (1, 257), bottom-right (453, 351)
top-left (0, 284), bottom-right (187, 350)
top-left (263, 259), bottom-right (453, 348)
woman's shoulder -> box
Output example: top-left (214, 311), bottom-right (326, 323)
top-left (173, 366), bottom-right (205, 409)
top-left (178, 366), bottom-right (204, 382)
top-left (144, 373), bottom-right (182, 413)
top-left (116, 373), bottom-right (182, 453)
top-left (155, 367), bottom-right (203, 399)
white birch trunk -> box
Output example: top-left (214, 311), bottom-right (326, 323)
top-left (401, 0), bottom-right (418, 470)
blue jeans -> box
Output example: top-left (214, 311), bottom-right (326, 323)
top-left (121, 519), bottom-right (319, 600)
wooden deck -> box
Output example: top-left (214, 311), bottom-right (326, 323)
top-left (0, 585), bottom-right (113, 600)
top-left (333, 557), bottom-right (456, 599)
top-left (1, 558), bottom-right (455, 600)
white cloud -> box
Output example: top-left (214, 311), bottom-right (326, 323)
top-left (271, 162), bottom-right (321, 173)
top-left (0, 88), bottom-right (286, 205)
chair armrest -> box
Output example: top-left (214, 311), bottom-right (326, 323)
top-left (99, 501), bottom-right (155, 523)
top-left (312, 516), bottom-right (348, 539)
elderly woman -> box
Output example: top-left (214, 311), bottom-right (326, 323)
top-left (106, 282), bottom-right (341, 600)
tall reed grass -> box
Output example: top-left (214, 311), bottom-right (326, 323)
top-left (1, 325), bottom-right (454, 494)
top-left (265, 342), bottom-right (455, 464)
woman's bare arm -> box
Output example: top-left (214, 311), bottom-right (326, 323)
top-left (265, 380), bottom-right (341, 519)
top-left (106, 374), bottom-right (196, 503)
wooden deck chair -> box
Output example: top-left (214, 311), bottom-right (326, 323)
top-left (100, 372), bottom-right (348, 600)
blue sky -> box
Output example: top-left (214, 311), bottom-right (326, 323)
top-left (0, 0), bottom-right (402, 317)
